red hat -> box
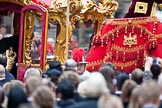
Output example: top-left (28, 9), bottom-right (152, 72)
top-left (72, 48), bottom-right (88, 64)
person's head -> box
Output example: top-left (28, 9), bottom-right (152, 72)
top-left (33, 32), bottom-right (41, 47)
top-left (42, 78), bottom-right (56, 92)
top-left (121, 80), bottom-right (137, 104)
top-left (129, 86), bottom-right (143, 108)
top-left (72, 48), bottom-right (88, 74)
top-left (150, 64), bottom-right (161, 80)
top-left (59, 71), bottom-right (80, 89)
top-left (56, 79), bottom-right (75, 100)
top-left (64, 59), bottom-right (77, 72)
top-left (48, 61), bottom-right (62, 72)
top-left (3, 80), bottom-right (25, 95)
top-left (116, 73), bottom-right (129, 91)
top-left (141, 80), bottom-right (160, 106)
top-left (7, 86), bottom-right (28, 108)
top-left (25, 76), bottom-right (43, 97)
top-left (32, 85), bottom-right (55, 108)
top-left (131, 68), bottom-right (143, 85)
top-left (76, 63), bottom-right (87, 75)
top-left (31, 42), bottom-right (37, 51)
top-left (24, 68), bottom-right (42, 80)
top-left (77, 72), bottom-right (109, 98)
top-left (99, 66), bottom-right (115, 94)
top-left (0, 64), bottom-right (5, 78)
top-left (101, 62), bottom-right (116, 72)
top-left (47, 38), bottom-right (55, 48)
top-left (44, 69), bottom-right (61, 84)
top-left (34, 32), bottom-right (41, 41)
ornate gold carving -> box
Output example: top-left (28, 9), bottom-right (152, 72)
top-left (48, 0), bottom-right (119, 64)
top-left (48, 0), bottom-right (83, 64)
top-left (134, 2), bottom-right (148, 14)
top-left (80, 0), bottom-right (118, 33)
top-left (123, 33), bottom-right (137, 47)
top-left (97, 0), bottom-right (119, 17)
top-left (23, 10), bottom-right (35, 64)
top-left (6, 47), bottom-right (17, 72)
top-left (0, 0), bottom-right (119, 65)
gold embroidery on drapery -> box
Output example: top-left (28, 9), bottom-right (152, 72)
top-left (86, 60), bottom-right (104, 67)
top-left (113, 59), bottom-right (137, 67)
top-left (111, 44), bottom-right (145, 52)
top-left (123, 33), bottom-right (137, 47)
top-left (151, 2), bottom-right (157, 16)
top-left (134, 2), bottom-right (148, 14)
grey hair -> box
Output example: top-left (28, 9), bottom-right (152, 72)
top-left (64, 59), bottom-right (77, 72)
top-left (24, 68), bottom-right (42, 79)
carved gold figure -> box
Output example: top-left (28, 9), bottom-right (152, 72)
top-left (0, 0), bottom-right (119, 68)
top-left (6, 47), bottom-right (17, 72)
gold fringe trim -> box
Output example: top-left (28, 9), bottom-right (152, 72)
top-left (113, 59), bottom-right (138, 67)
top-left (99, 24), bottom-right (156, 40)
top-left (86, 59), bottom-right (103, 67)
top-left (111, 44), bottom-right (145, 52)
top-left (104, 17), bottom-right (158, 25)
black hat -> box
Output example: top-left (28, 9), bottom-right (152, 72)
top-left (49, 61), bottom-right (62, 72)
top-left (45, 69), bottom-right (61, 78)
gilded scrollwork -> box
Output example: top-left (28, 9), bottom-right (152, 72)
top-left (79, 0), bottom-right (118, 34)
top-left (48, 0), bottom-right (83, 64)
top-left (0, 0), bottom-right (119, 65)
top-left (23, 10), bottom-right (35, 64)
top-left (97, 0), bottom-right (119, 17)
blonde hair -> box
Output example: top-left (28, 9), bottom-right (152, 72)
top-left (79, 72), bottom-right (109, 98)
top-left (98, 93), bottom-right (123, 108)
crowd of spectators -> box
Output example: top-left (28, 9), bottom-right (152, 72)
top-left (0, 55), bottom-right (162, 108)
